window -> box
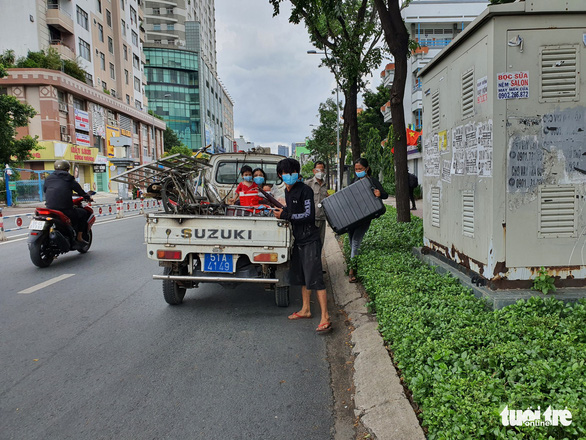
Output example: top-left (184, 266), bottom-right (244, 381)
top-left (100, 52), bottom-right (105, 70)
top-left (134, 76), bottom-right (141, 92)
top-left (130, 6), bottom-right (137, 25)
top-left (126, 95), bottom-right (131, 105)
top-left (78, 38), bottom-right (91, 61)
top-left (97, 0), bottom-right (101, 13)
top-left (154, 39), bottom-right (161, 44)
top-left (98, 23), bottom-right (104, 42)
top-left (167, 7), bottom-right (173, 14)
top-left (73, 97), bottom-right (86, 111)
top-left (84, 72), bottom-right (93, 86)
top-left (123, 45), bottom-right (128, 60)
top-left (133, 121), bottom-right (139, 134)
top-left (135, 99), bottom-right (142, 110)
top-left (124, 69), bottom-right (129, 85)
top-left (152, 8), bottom-right (160, 15)
top-left (102, 80), bottom-right (107, 90)
top-left (167, 23), bottom-right (174, 31)
top-left (111, 89), bottom-right (116, 97)
top-left (76, 6), bottom-right (89, 30)
top-left (121, 19), bottom-right (126, 36)
top-left (106, 9), bottom-right (111, 27)
top-left (215, 161), bottom-right (280, 185)
top-left (132, 31), bottom-right (138, 46)
top-left (110, 63), bottom-right (115, 79)
top-left (108, 36), bottom-right (114, 54)
top-left (133, 54), bottom-right (140, 69)
top-left (120, 0), bottom-right (124, 11)
top-left (153, 23), bottom-right (161, 31)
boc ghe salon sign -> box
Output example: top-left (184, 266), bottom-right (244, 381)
top-left (497, 71), bottom-right (529, 100)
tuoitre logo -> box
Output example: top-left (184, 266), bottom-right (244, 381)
top-left (180, 228), bottom-right (252, 240)
top-left (500, 406), bottom-right (572, 427)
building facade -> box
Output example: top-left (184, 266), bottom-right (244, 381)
top-left (1, 68), bottom-right (165, 194)
top-left (277, 145), bottom-right (289, 157)
top-left (234, 135), bottom-right (254, 152)
top-left (143, 0), bottom-right (233, 153)
top-left (0, 0), bottom-right (149, 111)
top-left (380, 0), bottom-right (486, 176)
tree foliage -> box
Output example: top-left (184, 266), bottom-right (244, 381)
top-left (162, 144), bottom-right (193, 158)
top-left (2, 49), bottom-right (88, 83)
top-left (163, 127), bottom-right (185, 153)
top-left (0, 64), bottom-right (38, 167)
top-left (307, 97), bottom-right (340, 189)
top-left (269, 0), bottom-right (385, 186)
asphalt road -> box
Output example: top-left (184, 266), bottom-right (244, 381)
top-left (0, 215), bottom-right (336, 439)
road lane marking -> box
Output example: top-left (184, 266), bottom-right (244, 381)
top-left (18, 274), bottom-right (76, 294)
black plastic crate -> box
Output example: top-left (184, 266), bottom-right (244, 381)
top-left (321, 178), bottom-right (386, 234)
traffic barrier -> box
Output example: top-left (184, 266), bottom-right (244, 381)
top-left (0, 208), bottom-right (6, 241)
top-left (0, 199), bottom-right (162, 238)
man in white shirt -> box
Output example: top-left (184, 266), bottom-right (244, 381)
top-left (304, 161), bottom-right (329, 252)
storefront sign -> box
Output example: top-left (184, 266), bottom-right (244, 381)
top-left (76, 132), bottom-right (91, 147)
top-left (32, 141), bottom-right (98, 163)
top-left (93, 164), bottom-right (107, 173)
top-left (106, 125), bottom-right (120, 159)
top-left (74, 109), bottom-right (90, 131)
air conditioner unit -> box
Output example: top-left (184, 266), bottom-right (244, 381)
top-left (66, 135), bottom-right (71, 142)
top-left (60, 125), bottom-right (68, 135)
top-left (58, 102), bottom-right (68, 113)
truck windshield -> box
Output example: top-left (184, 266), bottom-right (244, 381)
top-left (215, 161), bottom-right (281, 185)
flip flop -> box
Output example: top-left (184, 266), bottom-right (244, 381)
top-left (349, 276), bottom-right (357, 283)
top-left (288, 312), bottom-right (312, 320)
top-left (316, 322), bottom-right (333, 334)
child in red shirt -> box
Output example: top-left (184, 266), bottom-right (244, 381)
top-left (230, 165), bottom-right (258, 205)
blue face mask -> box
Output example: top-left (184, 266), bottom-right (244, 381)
top-left (282, 173), bottom-right (299, 186)
top-left (243, 175), bottom-right (252, 182)
top-left (355, 170), bottom-right (366, 178)
top-left (253, 176), bottom-right (265, 185)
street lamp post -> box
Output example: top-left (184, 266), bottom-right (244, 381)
top-left (308, 49), bottom-right (341, 192)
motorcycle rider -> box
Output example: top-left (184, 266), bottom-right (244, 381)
top-left (44, 160), bottom-right (92, 250)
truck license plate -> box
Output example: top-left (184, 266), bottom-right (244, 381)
top-left (29, 220), bottom-right (46, 230)
top-left (203, 253), bottom-right (234, 273)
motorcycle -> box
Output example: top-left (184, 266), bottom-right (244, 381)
top-left (27, 192), bottom-right (96, 267)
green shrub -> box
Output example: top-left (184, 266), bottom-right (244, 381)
top-left (344, 208), bottom-right (586, 439)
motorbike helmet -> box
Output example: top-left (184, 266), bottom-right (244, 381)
top-left (54, 159), bottom-right (71, 171)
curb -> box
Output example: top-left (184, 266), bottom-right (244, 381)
top-left (323, 229), bottom-right (426, 440)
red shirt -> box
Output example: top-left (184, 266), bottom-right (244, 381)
top-left (236, 182), bottom-right (260, 206)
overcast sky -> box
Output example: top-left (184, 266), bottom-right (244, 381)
top-left (215, 0), bottom-right (382, 152)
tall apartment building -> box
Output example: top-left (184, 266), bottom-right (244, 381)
top-left (277, 145), bottom-right (289, 157)
top-left (0, 0), bottom-right (165, 195)
top-left (143, 0), bottom-right (234, 153)
top-left (380, 0), bottom-right (486, 176)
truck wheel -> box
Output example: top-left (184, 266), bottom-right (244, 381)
top-left (275, 286), bottom-right (289, 307)
top-left (162, 267), bottom-right (186, 305)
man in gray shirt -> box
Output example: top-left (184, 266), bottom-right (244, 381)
top-left (304, 161), bottom-right (329, 252)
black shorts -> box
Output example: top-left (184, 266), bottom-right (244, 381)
top-left (290, 240), bottom-right (326, 290)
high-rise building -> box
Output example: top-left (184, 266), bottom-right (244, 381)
top-left (0, 0), bottom-right (149, 110)
top-left (277, 145), bottom-right (289, 157)
top-left (0, 0), bottom-right (165, 196)
top-left (235, 135), bottom-right (254, 152)
top-left (143, 0), bottom-right (234, 152)
top-left (380, 0), bottom-right (486, 175)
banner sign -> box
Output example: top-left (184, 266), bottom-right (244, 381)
top-left (74, 109), bottom-right (90, 132)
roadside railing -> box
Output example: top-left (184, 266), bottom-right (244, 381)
top-left (0, 199), bottom-right (162, 241)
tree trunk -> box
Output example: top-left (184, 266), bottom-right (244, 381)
top-left (373, 0), bottom-right (411, 223)
top-left (339, 97), bottom-right (351, 189)
top-left (348, 79), bottom-right (361, 163)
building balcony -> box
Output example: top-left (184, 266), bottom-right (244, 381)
top-left (46, 5), bottom-right (74, 35)
top-left (411, 88), bottom-right (422, 113)
top-left (49, 40), bottom-right (75, 60)
top-left (380, 63), bottom-right (395, 89)
top-left (380, 100), bottom-right (392, 124)
top-left (416, 38), bottom-right (452, 49)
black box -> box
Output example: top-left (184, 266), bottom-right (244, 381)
top-left (321, 178), bottom-right (386, 234)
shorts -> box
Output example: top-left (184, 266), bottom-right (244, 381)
top-left (290, 239), bottom-right (326, 290)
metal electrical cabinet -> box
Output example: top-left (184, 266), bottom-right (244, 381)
top-left (419, 0), bottom-right (586, 288)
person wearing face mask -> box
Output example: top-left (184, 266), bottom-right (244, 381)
top-left (229, 165), bottom-right (258, 205)
top-left (304, 161), bottom-right (329, 253)
top-left (274, 158), bottom-right (332, 334)
top-left (348, 157), bottom-right (388, 283)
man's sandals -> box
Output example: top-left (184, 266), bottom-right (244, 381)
top-left (288, 312), bottom-right (312, 320)
top-left (316, 322), bottom-right (332, 334)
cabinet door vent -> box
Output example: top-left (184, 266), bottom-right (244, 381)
top-left (462, 191), bottom-right (474, 238)
top-left (461, 68), bottom-right (474, 119)
top-left (538, 185), bottom-right (577, 238)
top-left (431, 91), bottom-right (440, 131)
top-left (540, 46), bottom-right (579, 101)
top-left (431, 187), bottom-right (440, 228)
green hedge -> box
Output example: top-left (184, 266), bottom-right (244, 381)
top-left (345, 208), bottom-right (586, 439)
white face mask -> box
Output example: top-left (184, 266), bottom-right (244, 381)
top-left (315, 171), bottom-right (325, 180)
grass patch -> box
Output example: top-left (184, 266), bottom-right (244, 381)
top-left (344, 207), bottom-right (586, 439)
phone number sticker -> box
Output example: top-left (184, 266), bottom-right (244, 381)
top-left (496, 71), bottom-right (529, 100)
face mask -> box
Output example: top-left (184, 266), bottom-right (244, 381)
top-left (282, 173), bottom-right (299, 186)
top-left (253, 176), bottom-right (265, 185)
top-left (243, 175), bottom-right (252, 182)
top-left (355, 170), bottom-right (366, 178)
top-left (315, 172), bottom-right (324, 180)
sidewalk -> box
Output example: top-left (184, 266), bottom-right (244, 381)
top-left (324, 216), bottom-right (425, 439)
top-left (382, 196), bottom-right (423, 219)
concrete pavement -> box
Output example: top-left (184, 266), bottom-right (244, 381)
top-left (324, 197), bottom-right (426, 440)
